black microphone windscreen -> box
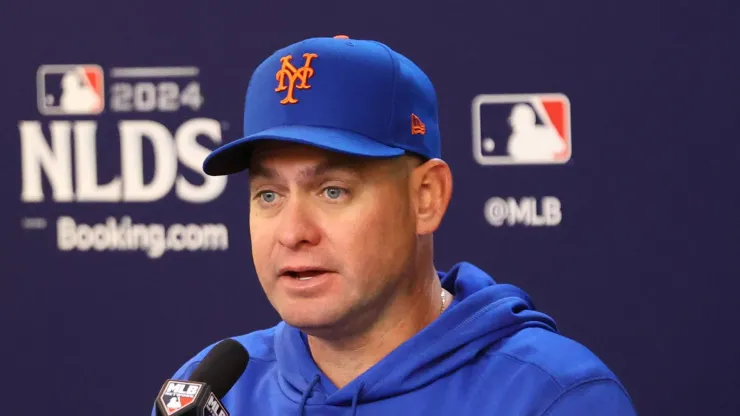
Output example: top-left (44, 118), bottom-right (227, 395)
top-left (188, 338), bottom-right (249, 399)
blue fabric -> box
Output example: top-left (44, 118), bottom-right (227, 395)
top-left (155, 262), bottom-right (637, 415)
top-left (202, 36), bottom-right (441, 176)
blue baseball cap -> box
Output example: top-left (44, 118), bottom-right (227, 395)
top-left (202, 35), bottom-right (441, 176)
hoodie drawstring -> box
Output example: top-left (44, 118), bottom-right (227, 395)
top-left (350, 381), bottom-right (365, 416)
top-left (299, 374), bottom-right (321, 416)
top-left (298, 375), bottom-right (364, 415)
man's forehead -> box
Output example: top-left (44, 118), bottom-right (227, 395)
top-left (245, 140), bottom-right (419, 179)
top-left (251, 141), bottom-right (351, 162)
top-left (247, 141), bottom-right (375, 176)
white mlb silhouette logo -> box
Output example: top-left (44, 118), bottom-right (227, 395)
top-left (37, 64), bottom-right (105, 115)
top-left (472, 93), bottom-right (571, 165)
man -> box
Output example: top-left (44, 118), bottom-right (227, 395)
top-left (157, 35), bottom-right (637, 415)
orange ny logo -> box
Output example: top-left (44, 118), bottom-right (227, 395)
top-left (275, 53), bottom-right (318, 104)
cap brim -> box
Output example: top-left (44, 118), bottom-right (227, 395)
top-left (202, 125), bottom-right (406, 176)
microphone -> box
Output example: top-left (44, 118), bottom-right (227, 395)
top-left (154, 339), bottom-right (249, 416)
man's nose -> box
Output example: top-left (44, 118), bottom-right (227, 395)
top-left (275, 195), bottom-right (321, 250)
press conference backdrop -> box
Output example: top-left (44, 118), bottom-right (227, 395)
top-left (2, 1), bottom-right (738, 415)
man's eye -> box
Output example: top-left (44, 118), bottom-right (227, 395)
top-left (258, 191), bottom-right (277, 203)
top-left (323, 187), bottom-right (346, 199)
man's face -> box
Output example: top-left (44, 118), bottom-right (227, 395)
top-left (247, 141), bottom-right (419, 333)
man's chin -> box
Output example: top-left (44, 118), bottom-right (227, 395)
top-left (280, 308), bottom-right (351, 336)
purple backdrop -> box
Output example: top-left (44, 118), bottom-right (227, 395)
top-left (2, 1), bottom-right (738, 415)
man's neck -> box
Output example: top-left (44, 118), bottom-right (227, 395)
top-left (305, 269), bottom-right (449, 389)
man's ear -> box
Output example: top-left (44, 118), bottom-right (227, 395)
top-left (410, 159), bottom-right (453, 235)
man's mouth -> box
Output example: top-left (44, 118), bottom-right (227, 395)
top-left (280, 268), bottom-right (332, 281)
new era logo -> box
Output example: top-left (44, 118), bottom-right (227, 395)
top-left (411, 114), bottom-right (425, 135)
top-left (37, 64), bottom-right (105, 116)
top-left (472, 93), bottom-right (571, 165)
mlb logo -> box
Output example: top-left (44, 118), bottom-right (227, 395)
top-left (162, 394), bottom-right (194, 416)
top-left (37, 64), bottom-right (105, 115)
top-left (158, 380), bottom-right (201, 416)
top-left (472, 93), bottom-right (571, 165)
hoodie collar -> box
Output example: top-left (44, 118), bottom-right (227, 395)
top-left (273, 261), bottom-right (558, 408)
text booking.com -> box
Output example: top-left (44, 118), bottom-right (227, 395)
top-left (56, 216), bottom-right (229, 259)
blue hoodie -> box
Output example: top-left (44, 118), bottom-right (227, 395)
top-left (155, 262), bottom-right (637, 415)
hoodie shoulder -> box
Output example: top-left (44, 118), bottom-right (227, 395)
top-left (170, 323), bottom-right (282, 379)
top-left (232, 324), bottom-right (279, 363)
top-left (491, 327), bottom-right (622, 390)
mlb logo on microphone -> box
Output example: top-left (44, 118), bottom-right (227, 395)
top-left (471, 93), bottom-right (571, 165)
top-left (158, 380), bottom-right (202, 415)
top-left (36, 64), bottom-right (105, 115)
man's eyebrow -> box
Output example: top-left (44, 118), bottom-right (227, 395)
top-left (249, 162), bottom-right (277, 179)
